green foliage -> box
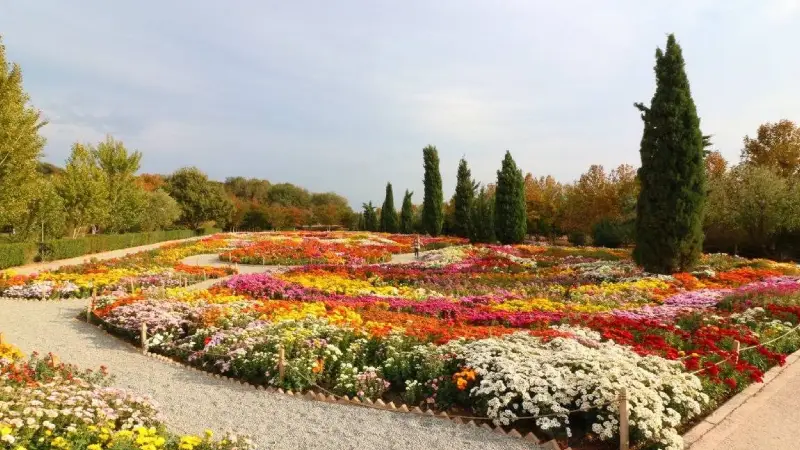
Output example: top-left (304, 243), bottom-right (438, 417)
top-left (241, 208), bottom-right (272, 231)
top-left (591, 218), bottom-right (632, 248)
top-left (310, 192), bottom-right (351, 225)
top-left (399, 190), bottom-right (414, 234)
top-left (0, 38), bottom-right (47, 226)
top-left (224, 177), bottom-right (271, 203)
top-left (470, 187), bottom-right (495, 243)
top-left (379, 182), bottom-right (399, 232)
top-left (267, 183), bottom-right (311, 208)
top-left (452, 158), bottom-right (476, 238)
top-left (362, 202), bottom-right (379, 231)
top-left (421, 145), bottom-right (444, 236)
top-left (705, 165), bottom-right (800, 256)
top-left (567, 232), bottom-right (588, 246)
top-left (12, 177), bottom-right (67, 241)
top-left (166, 167), bottom-right (234, 229)
top-left (139, 189), bottom-right (181, 232)
top-left (94, 135), bottom-right (146, 232)
top-left (57, 143), bottom-right (110, 236)
top-left (494, 151), bottom-right (527, 244)
top-left (0, 242), bottom-right (36, 269)
top-left (633, 34), bottom-right (706, 273)
top-left (37, 229), bottom-right (199, 262)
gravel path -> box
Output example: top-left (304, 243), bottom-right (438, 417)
top-left (0, 247), bottom-right (534, 450)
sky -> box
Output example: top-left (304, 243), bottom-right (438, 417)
top-left (1, 1), bottom-right (799, 207)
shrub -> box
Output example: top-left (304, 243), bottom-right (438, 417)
top-left (592, 218), bottom-right (631, 249)
top-left (568, 232), bottom-right (587, 246)
top-left (0, 242), bottom-right (36, 269)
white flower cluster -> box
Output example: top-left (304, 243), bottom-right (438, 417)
top-left (442, 331), bottom-right (708, 450)
top-left (416, 246), bottom-right (469, 267)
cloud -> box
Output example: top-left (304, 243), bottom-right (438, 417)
top-left (2, 0), bottom-right (800, 206)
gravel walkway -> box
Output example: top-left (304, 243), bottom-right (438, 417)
top-left (0, 247), bottom-right (533, 450)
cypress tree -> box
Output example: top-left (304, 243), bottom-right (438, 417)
top-left (400, 190), bottom-right (414, 234)
top-left (633, 34), bottom-right (706, 273)
top-left (379, 182), bottom-right (399, 233)
top-left (470, 187), bottom-right (495, 243)
top-left (494, 151), bottom-right (527, 244)
top-left (452, 157), bottom-right (476, 238)
top-left (421, 145), bottom-right (444, 236)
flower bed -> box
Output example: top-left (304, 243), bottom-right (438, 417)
top-left (20, 231), bottom-right (800, 449)
top-left (0, 235), bottom-right (235, 299)
top-left (218, 232), bottom-right (465, 265)
top-left (0, 339), bottom-right (250, 450)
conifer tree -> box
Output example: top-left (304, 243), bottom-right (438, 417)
top-left (421, 145), bottom-right (444, 236)
top-left (494, 151), bottom-right (527, 244)
top-left (470, 187), bottom-right (495, 243)
top-left (0, 38), bottom-right (47, 226)
top-left (380, 182), bottom-right (399, 232)
top-left (362, 202), bottom-right (379, 231)
top-left (634, 34), bottom-right (706, 273)
top-left (400, 190), bottom-right (414, 234)
top-left (452, 158), bottom-right (476, 238)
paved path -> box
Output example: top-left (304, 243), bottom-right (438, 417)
top-left (9, 235), bottom-right (205, 275)
top-left (685, 351), bottom-right (800, 450)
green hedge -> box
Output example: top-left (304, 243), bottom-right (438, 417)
top-left (0, 229), bottom-right (210, 269)
top-left (0, 242), bottom-right (37, 269)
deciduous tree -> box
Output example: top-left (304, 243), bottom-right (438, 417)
top-left (741, 119), bottom-right (800, 177)
top-left (0, 38), bottom-right (47, 226)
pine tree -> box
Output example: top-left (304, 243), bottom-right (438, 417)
top-left (421, 145), bottom-right (444, 236)
top-left (633, 34), bottom-right (706, 273)
top-left (362, 202), bottom-right (379, 231)
top-left (400, 190), bottom-right (414, 233)
top-left (494, 151), bottom-right (527, 244)
top-left (470, 187), bottom-right (495, 243)
top-left (379, 182), bottom-right (399, 232)
top-left (0, 38), bottom-right (47, 226)
top-left (452, 157), bottom-right (476, 238)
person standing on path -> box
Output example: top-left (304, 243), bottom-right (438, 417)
top-left (413, 235), bottom-right (421, 259)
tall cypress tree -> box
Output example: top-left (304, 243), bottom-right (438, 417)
top-left (400, 190), bottom-right (414, 234)
top-left (633, 34), bottom-right (706, 273)
top-left (421, 145), bottom-right (444, 236)
top-left (470, 187), bottom-right (495, 243)
top-left (452, 157), bottom-right (475, 238)
top-left (379, 182), bottom-right (399, 233)
top-left (494, 151), bottom-right (527, 244)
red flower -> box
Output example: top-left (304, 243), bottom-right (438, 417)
top-left (724, 378), bottom-right (737, 390)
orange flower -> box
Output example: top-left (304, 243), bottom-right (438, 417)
top-left (456, 378), bottom-right (468, 390)
top-left (312, 359), bottom-right (325, 374)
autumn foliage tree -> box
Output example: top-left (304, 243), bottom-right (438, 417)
top-left (741, 119), bottom-right (800, 177)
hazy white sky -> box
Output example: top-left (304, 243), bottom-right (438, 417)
top-left (1, 1), bottom-right (799, 206)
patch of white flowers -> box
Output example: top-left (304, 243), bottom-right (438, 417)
top-left (417, 246), bottom-right (469, 267)
top-left (442, 329), bottom-right (709, 450)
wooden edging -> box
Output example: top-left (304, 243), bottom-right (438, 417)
top-left (79, 317), bottom-right (567, 450)
top-left (682, 346), bottom-right (800, 448)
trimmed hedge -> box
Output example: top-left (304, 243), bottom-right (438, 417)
top-left (0, 229), bottom-right (210, 269)
top-left (0, 242), bottom-right (37, 269)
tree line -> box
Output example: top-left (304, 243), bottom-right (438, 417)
top-left (359, 34), bottom-right (800, 271)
